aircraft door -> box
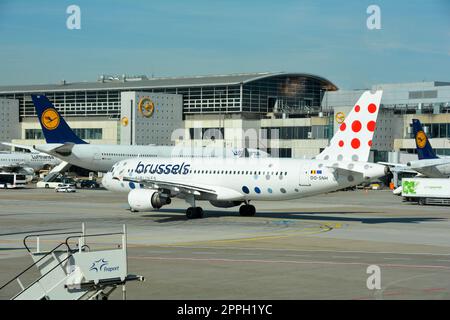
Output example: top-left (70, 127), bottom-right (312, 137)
top-left (93, 147), bottom-right (102, 161)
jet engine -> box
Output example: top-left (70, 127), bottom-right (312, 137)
top-left (209, 200), bottom-right (243, 208)
top-left (128, 189), bottom-right (171, 212)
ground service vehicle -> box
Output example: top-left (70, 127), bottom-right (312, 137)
top-left (402, 178), bottom-right (450, 206)
top-left (0, 172), bottom-right (27, 189)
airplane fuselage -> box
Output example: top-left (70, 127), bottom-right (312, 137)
top-left (35, 144), bottom-right (266, 172)
top-left (0, 152), bottom-right (60, 173)
top-left (104, 157), bottom-right (387, 201)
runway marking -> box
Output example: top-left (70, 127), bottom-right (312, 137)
top-left (383, 257), bottom-right (412, 261)
top-left (422, 287), bottom-right (447, 293)
top-left (437, 260), bottom-right (450, 263)
top-left (376, 272), bottom-right (448, 300)
top-left (129, 255), bottom-right (450, 271)
top-left (331, 256), bottom-right (358, 259)
top-left (153, 244), bottom-right (450, 257)
top-left (283, 254), bottom-right (312, 258)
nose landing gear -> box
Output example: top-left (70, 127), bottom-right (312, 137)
top-left (239, 203), bottom-right (256, 216)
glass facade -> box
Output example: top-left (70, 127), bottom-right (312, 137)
top-left (0, 74), bottom-right (336, 119)
top-left (407, 123), bottom-right (450, 139)
top-left (242, 75), bottom-right (330, 115)
top-left (261, 125), bottom-right (328, 140)
top-left (400, 148), bottom-right (450, 156)
top-left (25, 128), bottom-right (102, 140)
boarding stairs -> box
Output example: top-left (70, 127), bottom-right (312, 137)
top-left (42, 161), bottom-right (72, 182)
top-left (0, 224), bottom-right (144, 300)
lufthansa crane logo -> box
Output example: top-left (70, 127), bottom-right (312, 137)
top-left (335, 112), bottom-right (345, 124)
top-left (138, 97), bottom-right (155, 118)
top-left (416, 131), bottom-right (427, 149)
top-left (41, 108), bottom-right (60, 130)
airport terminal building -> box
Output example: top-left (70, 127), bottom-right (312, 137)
top-left (0, 72), bottom-right (449, 161)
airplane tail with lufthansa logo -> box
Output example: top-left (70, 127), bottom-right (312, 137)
top-left (31, 95), bottom-right (87, 144)
top-left (412, 119), bottom-right (437, 160)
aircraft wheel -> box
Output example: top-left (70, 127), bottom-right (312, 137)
top-left (239, 204), bottom-right (256, 216)
top-left (186, 207), bottom-right (195, 219)
top-left (186, 207), bottom-right (204, 219)
top-left (195, 207), bottom-right (204, 219)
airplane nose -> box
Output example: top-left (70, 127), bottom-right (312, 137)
top-left (101, 173), bottom-right (111, 188)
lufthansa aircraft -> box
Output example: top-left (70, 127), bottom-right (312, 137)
top-left (406, 119), bottom-right (450, 177)
top-left (23, 95), bottom-right (267, 172)
top-left (0, 146), bottom-right (60, 178)
top-left (381, 119), bottom-right (450, 178)
top-left (103, 90), bottom-right (388, 218)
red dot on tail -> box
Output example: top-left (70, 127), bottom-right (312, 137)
top-left (368, 103), bottom-right (377, 113)
top-left (339, 140), bottom-right (344, 147)
top-left (355, 105), bottom-right (360, 112)
top-left (368, 140), bottom-right (373, 147)
top-left (367, 121), bottom-right (376, 132)
top-left (352, 120), bottom-right (362, 132)
top-left (340, 123), bottom-right (346, 131)
top-left (351, 138), bottom-right (360, 149)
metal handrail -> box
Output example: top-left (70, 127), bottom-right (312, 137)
top-left (2, 229), bottom-right (126, 299)
top-left (23, 231), bottom-right (83, 253)
top-left (65, 232), bottom-right (124, 252)
top-left (0, 242), bottom-right (67, 291)
top-left (1, 231), bottom-right (82, 291)
top-left (12, 252), bottom-right (74, 300)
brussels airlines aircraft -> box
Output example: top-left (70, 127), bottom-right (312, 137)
top-left (104, 90), bottom-right (388, 219)
top-left (24, 95), bottom-right (267, 172)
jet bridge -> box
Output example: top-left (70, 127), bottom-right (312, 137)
top-left (0, 224), bottom-right (144, 300)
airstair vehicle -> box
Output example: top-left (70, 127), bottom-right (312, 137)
top-left (0, 224), bottom-right (144, 300)
top-left (42, 161), bottom-right (72, 182)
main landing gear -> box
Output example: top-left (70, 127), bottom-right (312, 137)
top-left (186, 207), bottom-right (204, 219)
top-left (185, 195), bottom-right (204, 219)
top-left (239, 203), bottom-right (256, 216)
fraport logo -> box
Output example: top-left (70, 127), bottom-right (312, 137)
top-left (135, 161), bottom-right (190, 175)
top-left (89, 259), bottom-right (120, 273)
top-left (232, 149), bottom-right (243, 156)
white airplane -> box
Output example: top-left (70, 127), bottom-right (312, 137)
top-left (11, 95), bottom-right (268, 173)
top-left (103, 90), bottom-right (388, 219)
top-left (380, 119), bottom-right (450, 178)
top-left (0, 146), bottom-right (61, 179)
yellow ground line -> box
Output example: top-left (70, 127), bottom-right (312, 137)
top-left (0, 223), bottom-right (341, 249)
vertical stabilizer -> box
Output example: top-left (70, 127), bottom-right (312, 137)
top-left (316, 90), bottom-right (383, 162)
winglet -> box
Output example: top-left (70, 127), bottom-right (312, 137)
top-left (412, 119), bottom-right (437, 160)
top-left (316, 90), bottom-right (383, 162)
top-left (31, 94), bottom-right (87, 144)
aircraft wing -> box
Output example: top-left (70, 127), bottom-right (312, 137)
top-left (34, 143), bottom-right (76, 156)
top-left (1, 142), bottom-right (36, 153)
top-left (119, 176), bottom-right (218, 196)
top-left (378, 162), bottom-right (417, 174)
top-left (408, 158), bottom-right (450, 169)
top-left (325, 165), bottom-right (365, 177)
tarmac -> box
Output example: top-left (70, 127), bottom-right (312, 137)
top-left (0, 187), bottom-right (449, 299)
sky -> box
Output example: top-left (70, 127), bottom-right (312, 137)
top-left (0, 0), bottom-right (449, 89)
